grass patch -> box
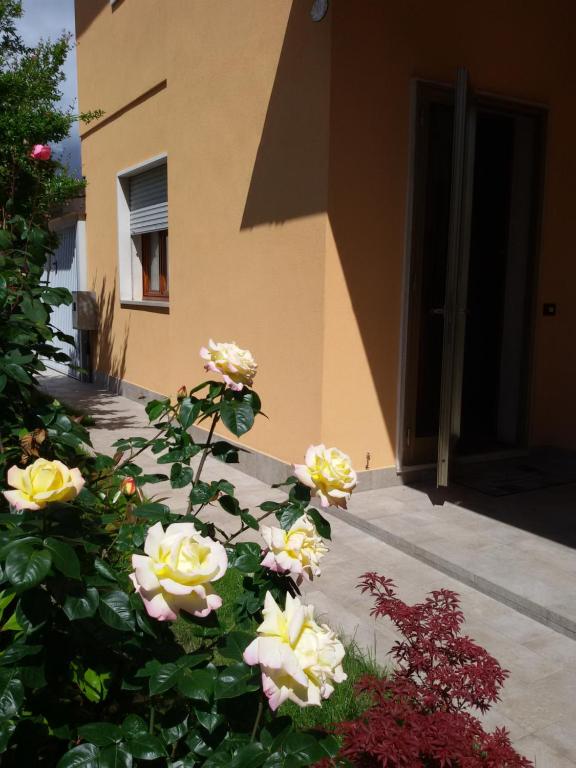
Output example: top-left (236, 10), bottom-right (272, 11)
top-left (172, 567), bottom-right (245, 652)
top-left (280, 638), bottom-right (384, 729)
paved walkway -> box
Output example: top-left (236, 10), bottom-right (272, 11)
top-left (42, 372), bottom-right (576, 766)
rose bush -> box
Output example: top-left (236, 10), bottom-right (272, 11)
top-left (0, 340), bottom-right (353, 766)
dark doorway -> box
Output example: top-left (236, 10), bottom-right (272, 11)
top-left (403, 83), bottom-right (545, 468)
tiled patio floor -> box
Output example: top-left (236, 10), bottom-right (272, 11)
top-left (42, 372), bottom-right (576, 766)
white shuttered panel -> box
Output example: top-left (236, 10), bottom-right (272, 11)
top-left (129, 164), bottom-right (167, 234)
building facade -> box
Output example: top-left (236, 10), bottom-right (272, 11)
top-left (75, 0), bottom-right (576, 485)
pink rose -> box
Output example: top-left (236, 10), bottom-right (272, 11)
top-left (30, 144), bottom-right (51, 161)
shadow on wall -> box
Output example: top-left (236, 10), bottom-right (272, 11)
top-left (240, 0), bottom-right (330, 228)
top-left (240, 0), bottom-right (400, 452)
top-left (93, 274), bottom-right (128, 391)
top-left (75, 0), bottom-right (110, 39)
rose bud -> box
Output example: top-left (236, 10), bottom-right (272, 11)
top-left (121, 476), bottom-right (137, 496)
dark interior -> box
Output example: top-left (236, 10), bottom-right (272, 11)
top-left (413, 96), bottom-right (540, 456)
top-left (459, 112), bottom-right (515, 452)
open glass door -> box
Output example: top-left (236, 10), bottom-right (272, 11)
top-left (437, 68), bottom-right (476, 486)
top-left (401, 73), bottom-right (543, 483)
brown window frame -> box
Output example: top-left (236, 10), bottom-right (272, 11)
top-left (142, 229), bottom-right (169, 300)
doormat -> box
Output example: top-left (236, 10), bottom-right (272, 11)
top-left (455, 458), bottom-right (576, 497)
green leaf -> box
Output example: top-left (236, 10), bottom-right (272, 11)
top-left (159, 706), bottom-right (189, 744)
top-left (178, 668), bottom-right (215, 703)
top-left (189, 481), bottom-right (215, 505)
top-left (134, 502), bottom-right (170, 519)
top-left (146, 398), bottom-right (170, 421)
top-left (306, 508), bottom-right (331, 540)
top-left (3, 363), bottom-right (31, 385)
top-left (121, 715), bottom-right (147, 740)
top-left (317, 734), bottom-right (340, 758)
top-left (240, 511), bottom-right (259, 530)
top-left (0, 374), bottom-right (7, 394)
top-left (220, 399), bottom-right (254, 437)
top-left (0, 643), bottom-right (42, 666)
top-left (20, 296), bottom-right (48, 324)
top-left (218, 494), bottom-right (241, 516)
top-left (276, 504), bottom-right (305, 532)
top-left (63, 587), bottom-right (99, 620)
top-left (211, 441), bottom-right (240, 463)
top-left (157, 449), bottom-right (185, 465)
top-left (283, 732), bottom-right (326, 764)
top-left (99, 591), bottom-right (135, 632)
top-left (230, 542), bottom-right (262, 574)
top-left (5, 547), bottom-right (51, 591)
top-left (0, 670), bottom-right (23, 718)
top-left (77, 723), bottom-right (123, 747)
top-left (71, 662), bottom-right (111, 703)
top-left (94, 559), bottom-right (120, 583)
top-left (127, 733), bottom-right (166, 760)
top-left (214, 662), bottom-right (260, 700)
top-left (171, 463), bottom-right (193, 489)
top-left (149, 662), bottom-right (180, 695)
top-left (0, 591), bottom-right (16, 623)
top-left (0, 230), bottom-right (12, 250)
top-left (99, 743), bottom-right (133, 768)
top-left (230, 743), bottom-right (268, 768)
top-left (194, 707), bottom-right (225, 734)
top-left (56, 743), bottom-right (100, 768)
top-left (44, 537), bottom-right (81, 579)
top-left (241, 389), bottom-right (262, 414)
top-left (290, 482), bottom-right (311, 504)
top-left (219, 631), bottom-right (253, 662)
top-left (259, 501), bottom-right (282, 512)
top-left (178, 397), bottom-right (201, 429)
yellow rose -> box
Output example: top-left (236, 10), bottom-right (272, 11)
top-left (243, 592), bottom-right (347, 710)
top-left (200, 339), bottom-right (257, 391)
top-left (294, 444), bottom-right (357, 509)
top-left (260, 514), bottom-right (328, 582)
top-left (130, 522), bottom-right (228, 621)
top-left (2, 458), bottom-right (85, 511)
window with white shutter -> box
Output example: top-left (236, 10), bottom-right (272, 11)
top-left (116, 156), bottom-right (169, 305)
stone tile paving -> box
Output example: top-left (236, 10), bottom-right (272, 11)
top-left (42, 372), bottom-right (576, 766)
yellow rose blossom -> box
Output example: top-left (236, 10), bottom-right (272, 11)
top-left (260, 514), bottom-right (328, 582)
top-left (294, 444), bottom-right (357, 509)
top-left (2, 458), bottom-right (85, 511)
top-left (243, 592), bottom-right (347, 710)
top-left (130, 522), bottom-right (228, 621)
top-left (200, 339), bottom-right (257, 391)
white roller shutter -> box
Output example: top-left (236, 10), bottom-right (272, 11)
top-left (129, 164), bottom-right (167, 234)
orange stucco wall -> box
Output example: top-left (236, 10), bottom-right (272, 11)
top-left (76, 0), bottom-right (576, 472)
top-left (75, 0), bottom-right (331, 465)
top-left (324, 0), bottom-right (576, 466)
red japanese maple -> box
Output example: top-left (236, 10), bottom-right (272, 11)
top-left (327, 573), bottom-right (533, 767)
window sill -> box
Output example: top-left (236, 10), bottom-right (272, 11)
top-left (120, 300), bottom-right (169, 311)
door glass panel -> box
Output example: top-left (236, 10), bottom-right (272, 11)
top-left (415, 102), bottom-right (453, 438)
top-left (148, 231), bottom-right (160, 292)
